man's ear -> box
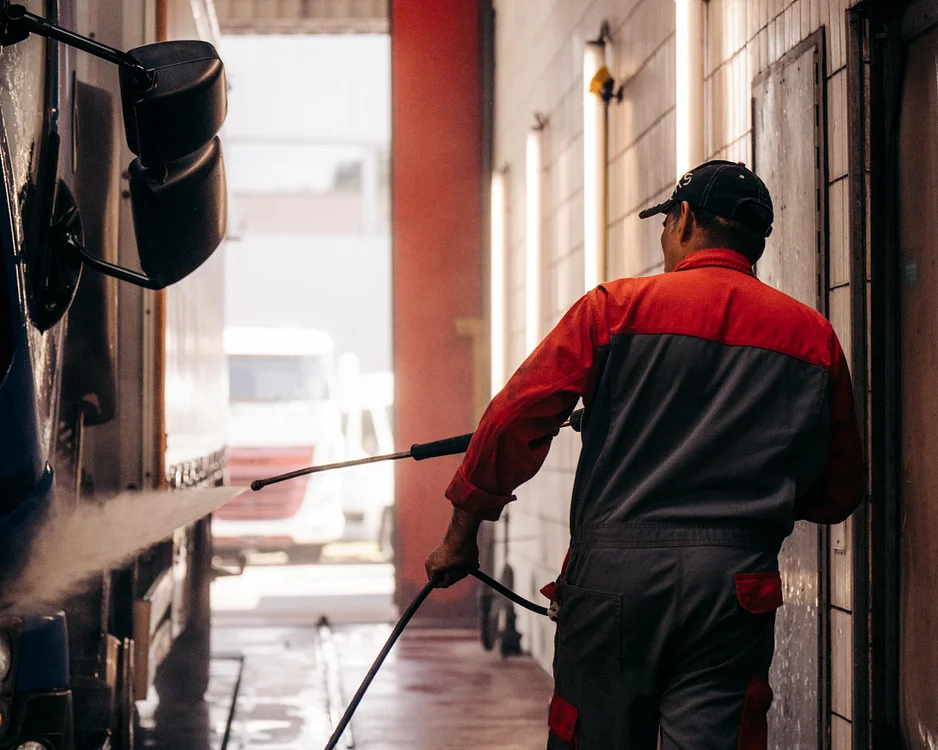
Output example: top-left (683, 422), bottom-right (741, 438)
top-left (680, 201), bottom-right (695, 242)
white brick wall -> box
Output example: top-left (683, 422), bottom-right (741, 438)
top-left (493, 0), bottom-right (623, 673)
top-left (491, 4), bottom-right (863, 717)
top-left (706, 0), bottom-right (859, 741)
top-left (492, 0), bottom-right (677, 674)
top-left (607, 2), bottom-right (675, 280)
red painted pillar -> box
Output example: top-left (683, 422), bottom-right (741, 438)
top-left (391, 1), bottom-right (484, 625)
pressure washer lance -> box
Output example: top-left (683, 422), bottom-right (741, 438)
top-left (324, 568), bottom-right (549, 750)
top-left (251, 407), bottom-right (586, 491)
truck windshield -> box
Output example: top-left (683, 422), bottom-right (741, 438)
top-left (228, 355), bottom-right (330, 402)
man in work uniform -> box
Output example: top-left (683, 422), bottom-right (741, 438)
top-left (425, 160), bottom-right (865, 749)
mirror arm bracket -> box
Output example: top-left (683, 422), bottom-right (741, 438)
top-left (0, 3), bottom-right (152, 90)
top-left (63, 236), bottom-right (164, 290)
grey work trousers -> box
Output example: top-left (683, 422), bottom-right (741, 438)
top-left (547, 527), bottom-right (781, 750)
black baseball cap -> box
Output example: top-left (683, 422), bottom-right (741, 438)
top-left (638, 160), bottom-right (774, 238)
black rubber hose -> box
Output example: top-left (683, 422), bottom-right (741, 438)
top-left (323, 569), bottom-right (549, 749)
top-left (470, 569), bottom-right (549, 617)
top-left (323, 573), bottom-right (441, 750)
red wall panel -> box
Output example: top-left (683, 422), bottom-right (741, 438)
top-left (391, 0), bottom-right (483, 623)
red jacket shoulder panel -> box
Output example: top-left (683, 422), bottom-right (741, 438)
top-left (602, 267), bottom-right (834, 369)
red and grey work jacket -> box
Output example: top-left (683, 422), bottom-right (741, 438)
top-left (446, 248), bottom-right (865, 546)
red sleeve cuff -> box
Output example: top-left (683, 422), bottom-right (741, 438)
top-left (445, 467), bottom-right (515, 522)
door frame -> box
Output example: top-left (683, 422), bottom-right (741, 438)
top-left (867, 8), bottom-right (902, 747)
top-left (845, 8), bottom-right (871, 749)
top-left (852, 2), bottom-right (938, 747)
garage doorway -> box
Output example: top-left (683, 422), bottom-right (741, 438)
top-left (210, 30), bottom-right (395, 626)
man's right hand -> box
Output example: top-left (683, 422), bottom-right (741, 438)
top-left (424, 508), bottom-right (482, 588)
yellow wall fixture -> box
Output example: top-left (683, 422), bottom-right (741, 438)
top-left (525, 116), bottom-right (546, 354)
top-left (589, 65), bottom-right (614, 97)
top-left (675, 0), bottom-right (705, 178)
top-left (490, 169), bottom-right (507, 397)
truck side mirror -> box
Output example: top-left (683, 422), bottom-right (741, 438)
top-left (69, 138), bottom-right (227, 291)
top-left (0, 5), bottom-right (229, 292)
top-left (119, 41), bottom-right (227, 167)
top-left (130, 137), bottom-right (227, 289)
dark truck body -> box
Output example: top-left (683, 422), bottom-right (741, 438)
top-left (0, 1), bottom-right (227, 748)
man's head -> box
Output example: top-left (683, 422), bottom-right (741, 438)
top-left (639, 160), bottom-right (774, 272)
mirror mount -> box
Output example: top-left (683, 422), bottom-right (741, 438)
top-left (62, 232), bottom-right (164, 291)
top-left (0, 2), bottom-right (153, 90)
top-left (61, 135), bottom-right (227, 292)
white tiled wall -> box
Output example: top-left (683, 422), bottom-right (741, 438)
top-left (705, 1), bottom-right (859, 742)
top-left (606, 2), bottom-right (676, 280)
top-left (492, 0), bottom-right (676, 674)
top-left (491, 5), bottom-right (863, 722)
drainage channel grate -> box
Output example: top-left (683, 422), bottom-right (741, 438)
top-left (315, 617), bottom-right (354, 749)
top-left (211, 655), bottom-right (245, 750)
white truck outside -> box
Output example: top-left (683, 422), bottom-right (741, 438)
top-left (213, 326), bottom-right (346, 561)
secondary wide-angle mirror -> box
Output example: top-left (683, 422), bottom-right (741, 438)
top-left (129, 136), bottom-right (227, 290)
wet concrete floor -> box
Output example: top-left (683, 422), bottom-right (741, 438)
top-left (137, 657), bottom-right (242, 750)
top-left (141, 557), bottom-right (553, 749)
top-left (214, 625), bottom-right (553, 749)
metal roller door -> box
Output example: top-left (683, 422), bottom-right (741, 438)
top-left (752, 31), bottom-right (828, 750)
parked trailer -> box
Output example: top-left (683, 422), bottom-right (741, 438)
top-left (0, 0), bottom-right (228, 747)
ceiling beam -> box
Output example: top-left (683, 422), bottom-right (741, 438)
top-left (214, 0), bottom-right (388, 35)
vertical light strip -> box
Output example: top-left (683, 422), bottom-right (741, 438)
top-left (525, 127), bottom-right (543, 353)
top-left (583, 40), bottom-right (606, 291)
top-left (490, 171), bottom-right (507, 397)
top-left (675, 0), bottom-right (705, 178)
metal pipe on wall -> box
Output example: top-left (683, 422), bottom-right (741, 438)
top-left (490, 170), bottom-right (507, 397)
top-left (525, 125), bottom-right (543, 353)
top-left (156, 0), bottom-right (168, 41)
top-left (675, 0), bottom-right (705, 178)
top-left (583, 39), bottom-right (606, 291)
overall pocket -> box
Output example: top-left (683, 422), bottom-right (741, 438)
top-left (733, 571), bottom-right (783, 614)
top-left (556, 583), bottom-right (623, 675)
